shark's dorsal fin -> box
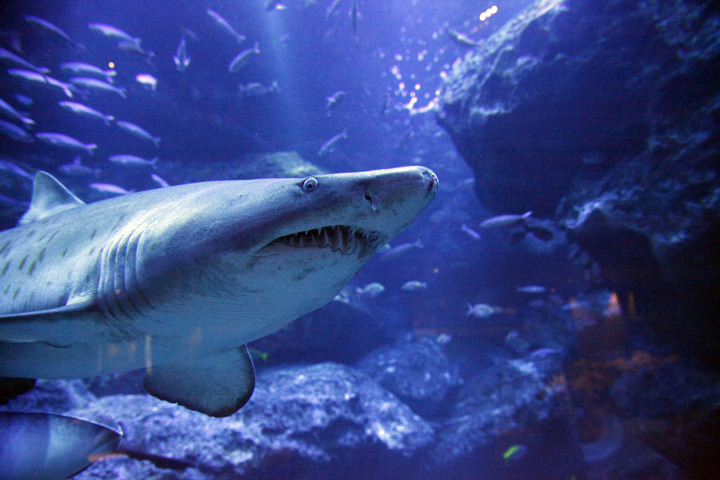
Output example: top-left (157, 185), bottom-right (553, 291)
top-left (18, 171), bottom-right (86, 225)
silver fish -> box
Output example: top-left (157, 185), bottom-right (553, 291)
top-left (228, 42), bottom-right (260, 72)
top-left (89, 181), bottom-right (134, 195)
top-left (480, 211), bottom-right (532, 229)
top-left (60, 61), bottom-right (116, 84)
top-left (58, 101), bottom-right (115, 126)
top-left (0, 47), bottom-right (49, 74)
top-left (0, 97), bottom-right (34, 128)
top-left (173, 36), bottom-right (190, 71)
top-left (24, 15), bottom-right (84, 50)
top-left (115, 120), bottom-right (160, 148)
top-left (69, 77), bottom-right (126, 98)
top-left (318, 128), bottom-right (348, 156)
top-left (207, 8), bottom-right (246, 44)
top-left (88, 22), bottom-right (141, 45)
top-left (108, 154), bottom-right (158, 168)
top-left (8, 69), bottom-right (74, 98)
top-left (35, 132), bottom-right (98, 155)
top-left (0, 120), bottom-right (34, 143)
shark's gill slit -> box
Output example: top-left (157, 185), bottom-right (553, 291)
top-left (364, 193), bottom-right (378, 211)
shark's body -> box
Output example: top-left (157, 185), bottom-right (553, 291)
top-left (0, 167), bottom-right (437, 416)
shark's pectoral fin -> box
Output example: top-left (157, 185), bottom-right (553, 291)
top-left (143, 344), bottom-right (255, 417)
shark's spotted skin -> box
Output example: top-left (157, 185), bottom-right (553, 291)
top-left (0, 168), bottom-right (437, 416)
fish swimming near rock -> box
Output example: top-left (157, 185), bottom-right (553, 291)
top-left (480, 210), bottom-right (554, 244)
top-left (0, 167), bottom-right (437, 417)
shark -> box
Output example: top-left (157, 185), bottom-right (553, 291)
top-left (0, 167), bottom-right (437, 416)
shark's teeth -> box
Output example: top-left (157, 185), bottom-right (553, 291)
top-left (275, 225), bottom-right (384, 257)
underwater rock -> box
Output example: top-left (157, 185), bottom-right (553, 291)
top-left (425, 353), bottom-right (584, 479)
top-left (0, 379), bottom-right (96, 413)
top-left (357, 336), bottom-right (463, 418)
top-left (71, 363), bottom-right (434, 480)
top-left (436, 0), bottom-right (720, 361)
top-left (610, 359), bottom-right (720, 478)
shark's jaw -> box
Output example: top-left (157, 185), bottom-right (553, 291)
top-left (259, 225), bottom-right (387, 259)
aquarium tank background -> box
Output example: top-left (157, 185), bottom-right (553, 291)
top-left (0, 0), bottom-right (719, 479)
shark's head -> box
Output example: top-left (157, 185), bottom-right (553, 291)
top-left (129, 166), bottom-right (438, 344)
top-left (249, 166), bottom-right (438, 258)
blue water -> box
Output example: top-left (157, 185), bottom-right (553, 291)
top-left (1, 1), bottom-right (718, 479)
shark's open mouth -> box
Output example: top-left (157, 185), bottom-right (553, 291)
top-left (267, 225), bottom-right (386, 258)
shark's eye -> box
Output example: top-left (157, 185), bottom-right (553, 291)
top-left (302, 177), bottom-right (318, 193)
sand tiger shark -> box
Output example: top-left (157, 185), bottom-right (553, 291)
top-left (0, 167), bottom-right (437, 417)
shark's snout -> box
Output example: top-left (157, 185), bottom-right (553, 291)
top-left (423, 168), bottom-right (438, 194)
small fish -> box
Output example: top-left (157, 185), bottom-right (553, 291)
top-left (326, 90), bottom-right (346, 116)
top-left (517, 285), bottom-right (546, 294)
top-left (58, 101), bottom-right (115, 126)
top-left (466, 303), bottom-right (502, 319)
top-left (0, 159), bottom-right (34, 181)
top-left (228, 42), bottom-right (260, 72)
top-left (318, 128), bottom-right (348, 156)
top-left (355, 282), bottom-right (385, 298)
top-left (480, 211), bottom-right (532, 229)
top-left (115, 120), bottom-right (161, 148)
top-left (69, 77), bottom-right (126, 98)
top-left (401, 280), bottom-right (427, 292)
top-left (173, 36), bottom-right (191, 71)
top-left (561, 299), bottom-right (590, 311)
top-left (249, 348), bottom-right (269, 362)
top-left (265, 0), bottom-right (283, 11)
top-left (109, 154), bottom-right (158, 168)
top-left (135, 73), bottom-right (158, 91)
top-left (238, 81), bottom-right (279, 97)
top-left (58, 156), bottom-right (101, 178)
top-left (0, 47), bottom-right (49, 74)
top-left (24, 15), bottom-right (84, 50)
top-left (502, 444), bottom-right (528, 461)
top-left (447, 28), bottom-right (481, 48)
top-left (435, 333), bottom-right (452, 345)
top-left (326, 0), bottom-right (343, 19)
top-left (0, 97), bottom-right (34, 128)
top-left (151, 173), bottom-right (170, 188)
top-left (8, 69), bottom-right (74, 98)
top-left (207, 8), bottom-right (247, 45)
top-left (88, 23), bottom-right (141, 45)
top-left (36, 132), bottom-right (98, 155)
top-left (350, 0), bottom-right (360, 44)
top-left (0, 120), bottom-right (34, 142)
top-left (529, 347), bottom-right (563, 358)
top-left (60, 62), bottom-right (117, 84)
top-left (504, 330), bottom-right (530, 353)
top-left (13, 93), bottom-right (34, 107)
top-left (117, 40), bottom-right (155, 63)
top-left (90, 182), bottom-right (133, 195)
top-left (379, 239), bottom-right (423, 261)
top-left (460, 223), bottom-right (482, 241)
